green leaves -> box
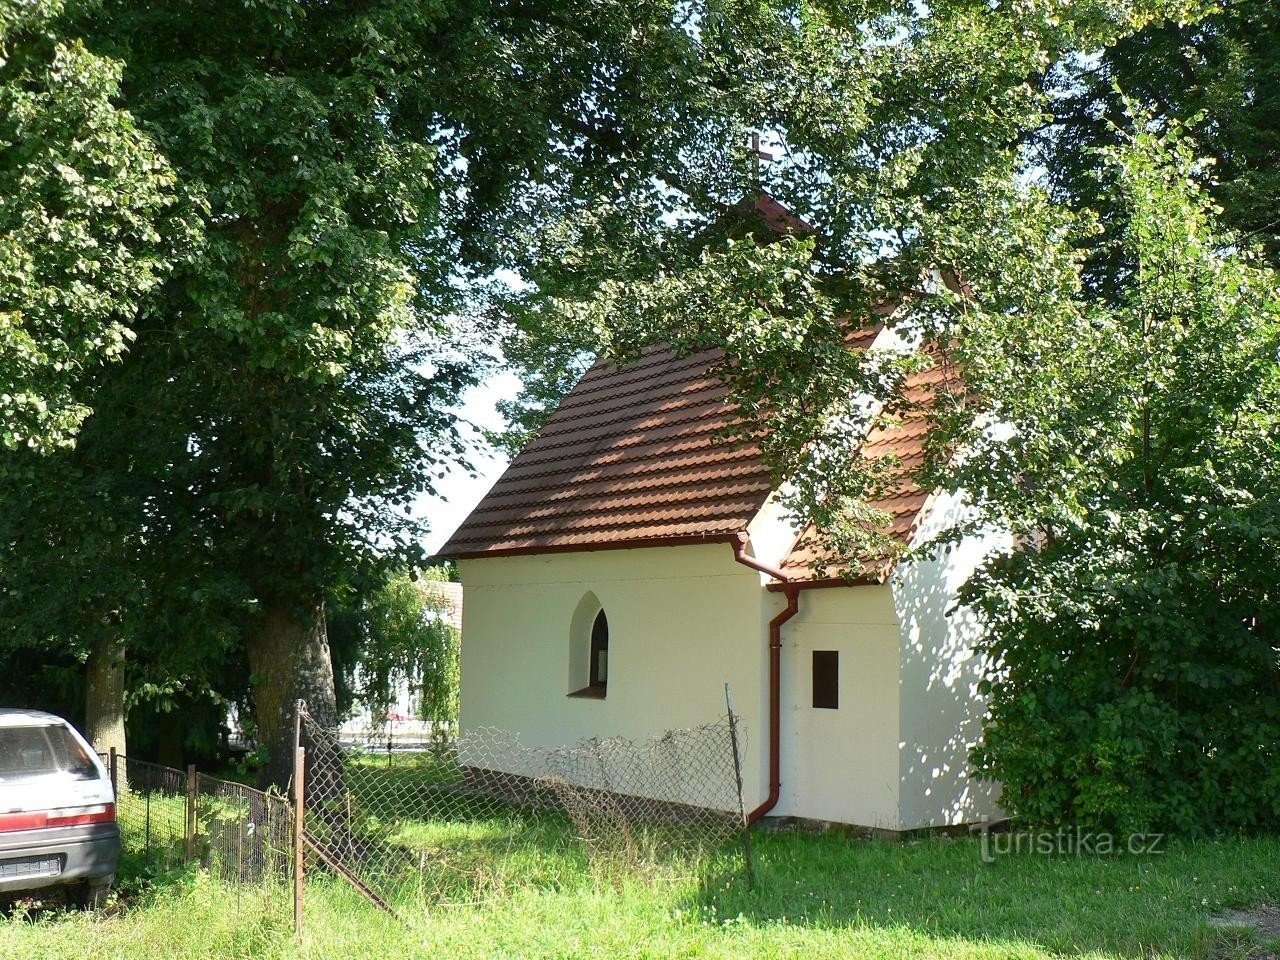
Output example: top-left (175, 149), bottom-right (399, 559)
top-left (957, 119), bottom-right (1280, 835)
top-left (0, 2), bottom-right (177, 451)
top-left (329, 567), bottom-right (460, 727)
top-left (484, 0), bottom-right (1279, 834)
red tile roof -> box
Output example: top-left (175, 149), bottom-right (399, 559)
top-left (438, 345), bottom-right (778, 558)
top-left (777, 353), bottom-right (961, 583)
top-left (736, 195), bottom-right (815, 237)
top-left (437, 327), bottom-right (953, 587)
top-left (437, 190), bottom-right (954, 576)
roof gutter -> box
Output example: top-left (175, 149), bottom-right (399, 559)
top-left (766, 573), bottom-right (880, 591)
top-left (441, 532), bottom-right (741, 562)
top-left (730, 533), bottom-right (799, 823)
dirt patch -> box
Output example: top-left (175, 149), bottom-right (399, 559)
top-left (1212, 905), bottom-right (1280, 939)
top-left (1211, 904), bottom-right (1280, 958)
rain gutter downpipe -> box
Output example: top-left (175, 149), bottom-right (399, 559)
top-left (731, 533), bottom-right (800, 824)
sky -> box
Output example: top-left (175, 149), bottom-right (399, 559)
top-left (414, 370), bottom-right (521, 556)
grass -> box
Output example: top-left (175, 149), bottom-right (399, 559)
top-left (0, 829), bottom-right (1277, 960)
top-left (73, 754), bottom-right (1280, 957)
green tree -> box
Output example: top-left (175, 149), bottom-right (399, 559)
top-left (501, 3), bottom-right (1280, 834)
top-left (0, 0), bottom-right (179, 757)
top-left (948, 122), bottom-right (1280, 834)
top-left (1046, 0), bottom-right (1280, 271)
top-left (47, 0), bottom-right (813, 788)
top-left (0, 0), bottom-right (175, 454)
top-left (0, 336), bottom-right (245, 762)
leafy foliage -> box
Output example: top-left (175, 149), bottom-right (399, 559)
top-left (330, 568), bottom-right (460, 728)
top-left (1046, 0), bottom-right (1280, 270)
top-left (492, 0), bottom-right (1204, 556)
top-left (4, 0), bottom-right (803, 783)
top-left (4, 0), bottom-right (1274, 828)
top-left (0, 0), bottom-right (176, 450)
top-left (951, 121), bottom-right (1280, 835)
top-left (498, 2), bottom-right (1280, 834)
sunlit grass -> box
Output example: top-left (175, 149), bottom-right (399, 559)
top-left (52, 761), bottom-right (1280, 959)
top-left (0, 831), bottom-right (1275, 960)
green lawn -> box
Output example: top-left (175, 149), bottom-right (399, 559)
top-left (1, 831), bottom-right (1276, 960)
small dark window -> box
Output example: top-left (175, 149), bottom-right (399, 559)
top-left (589, 609), bottom-right (609, 690)
top-left (812, 650), bottom-right (839, 709)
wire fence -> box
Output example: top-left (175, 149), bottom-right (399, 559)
top-left (110, 754), bottom-right (292, 910)
top-left (196, 774), bottom-right (292, 886)
top-left (111, 756), bottom-right (189, 872)
top-left (103, 699), bottom-right (751, 935)
top-left (298, 701), bottom-right (751, 920)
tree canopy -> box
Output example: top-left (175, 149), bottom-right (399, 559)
top-left (1, 0), bottom-right (831, 787)
top-left (494, 1), bottom-right (1280, 833)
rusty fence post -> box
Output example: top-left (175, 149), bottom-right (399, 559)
top-left (293, 699), bottom-right (306, 941)
top-left (186, 764), bottom-right (198, 861)
top-left (724, 683), bottom-right (756, 888)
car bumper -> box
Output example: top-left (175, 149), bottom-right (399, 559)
top-left (0, 823), bottom-right (119, 893)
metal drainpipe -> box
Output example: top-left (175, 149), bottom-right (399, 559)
top-left (731, 533), bottom-right (799, 823)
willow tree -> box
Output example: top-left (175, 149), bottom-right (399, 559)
top-left (329, 567), bottom-right (460, 730)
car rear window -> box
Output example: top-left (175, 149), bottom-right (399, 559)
top-left (0, 725), bottom-right (99, 782)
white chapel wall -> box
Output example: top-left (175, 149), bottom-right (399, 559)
top-left (457, 543), bottom-right (771, 811)
top-left (891, 488), bottom-right (1010, 829)
top-left (774, 585), bottom-right (904, 828)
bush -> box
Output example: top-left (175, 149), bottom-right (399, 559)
top-left (968, 509), bottom-right (1280, 836)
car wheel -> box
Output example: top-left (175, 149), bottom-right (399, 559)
top-left (73, 880), bottom-right (112, 911)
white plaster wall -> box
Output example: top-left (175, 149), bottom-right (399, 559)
top-left (456, 503), bottom-right (1009, 830)
top-left (457, 543), bottom-right (773, 812)
top-left (774, 585), bottom-right (902, 828)
top-left (891, 490), bottom-right (1010, 829)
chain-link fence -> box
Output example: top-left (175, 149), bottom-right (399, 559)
top-left (298, 702), bottom-right (750, 919)
top-left (110, 754), bottom-right (292, 904)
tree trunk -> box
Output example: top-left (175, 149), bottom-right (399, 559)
top-left (84, 633), bottom-right (127, 760)
top-left (246, 596), bottom-right (337, 791)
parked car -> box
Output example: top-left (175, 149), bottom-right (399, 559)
top-left (0, 710), bottom-right (119, 907)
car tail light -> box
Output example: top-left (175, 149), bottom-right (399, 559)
top-left (47, 803), bottom-right (115, 828)
top-left (0, 803), bottom-right (115, 832)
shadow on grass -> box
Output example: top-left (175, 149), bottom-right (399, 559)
top-left (304, 800), bottom-right (595, 910)
top-left (686, 830), bottom-right (1280, 959)
top-left (112, 847), bottom-right (205, 906)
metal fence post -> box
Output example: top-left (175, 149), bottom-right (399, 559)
top-left (108, 747), bottom-right (118, 799)
top-left (293, 744), bottom-right (305, 940)
top-left (293, 698), bottom-right (306, 941)
top-left (186, 764), bottom-right (198, 861)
